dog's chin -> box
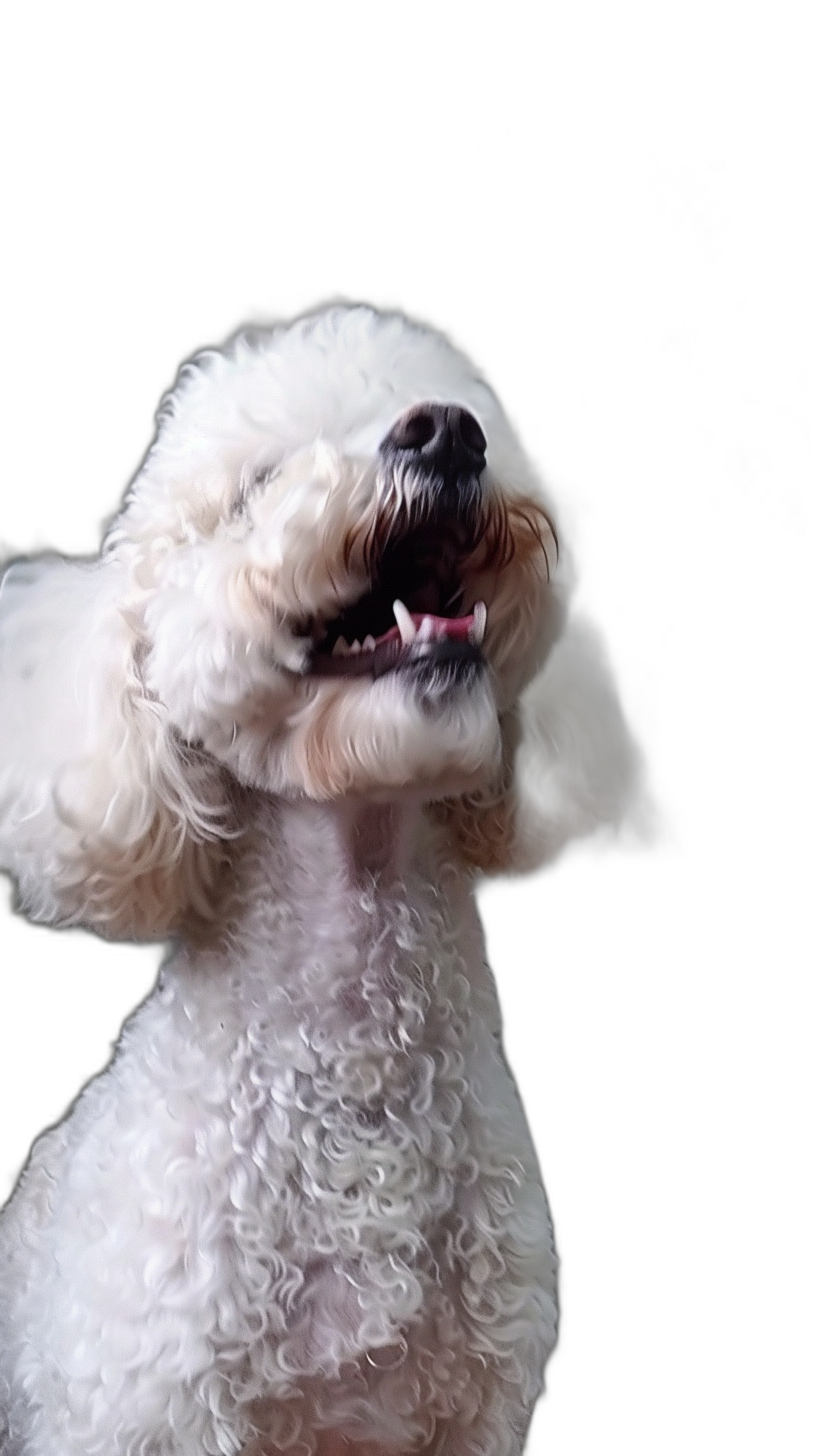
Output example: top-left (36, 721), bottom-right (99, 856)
top-left (217, 662), bottom-right (503, 805)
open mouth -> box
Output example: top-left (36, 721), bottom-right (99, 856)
top-left (308, 518), bottom-right (488, 681)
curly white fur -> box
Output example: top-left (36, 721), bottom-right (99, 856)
top-left (0, 306), bottom-right (638, 1456)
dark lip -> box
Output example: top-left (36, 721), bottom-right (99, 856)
top-left (309, 636), bottom-right (483, 681)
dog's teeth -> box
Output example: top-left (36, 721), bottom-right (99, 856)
top-left (392, 599), bottom-right (417, 645)
top-left (416, 617), bottom-right (434, 642)
top-left (470, 601), bottom-right (487, 647)
top-left (362, 635), bottom-right (376, 652)
top-left (332, 636), bottom-right (350, 657)
top-left (349, 639), bottom-right (361, 654)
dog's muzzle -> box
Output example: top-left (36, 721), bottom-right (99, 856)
top-left (309, 402), bottom-right (489, 685)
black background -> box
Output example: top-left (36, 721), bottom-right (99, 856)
top-left (0, 76), bottom-right (804, 1456)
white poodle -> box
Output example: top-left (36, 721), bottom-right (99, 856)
top-left (0, 306), bottom-right (637, 1456)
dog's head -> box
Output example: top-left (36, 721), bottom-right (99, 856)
top-left (4, 307), bottom-right (606, 937)
top-left (115, 307), bottom-right (562, 807)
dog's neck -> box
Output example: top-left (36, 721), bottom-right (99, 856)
top-left (170, 792), bottom-right (489, 1051)
top-left (272, 794), bottom-right (431, 898)
top-left (279, 796), bottom-right (423, 883)
top-left (223, 793), bottom-right (440, 938)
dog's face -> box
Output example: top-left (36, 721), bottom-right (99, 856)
top-left (117, 309), bottom-right (560, 804)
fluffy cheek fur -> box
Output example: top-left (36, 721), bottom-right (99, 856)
top-left (432, 615), bottom-right (646, 878)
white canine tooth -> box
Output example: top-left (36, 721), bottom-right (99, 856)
top-left (417, 616), bottom-right (434, 642)
top-left (470, 601), bottom-right (487, 646)
top-left (362, 635), bottom-right (376, 652)
top-left (349, 639), bottom-right (361, 654)
top-left (392, 599), bottom-right (417, 644)
top-left (332, 636), bottom-right (349, 657)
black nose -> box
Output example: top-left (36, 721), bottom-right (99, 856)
top-left (381, 403), bottom-right (487, 479)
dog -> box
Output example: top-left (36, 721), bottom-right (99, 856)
top-left (0, 305), bottom-right (636, 1456)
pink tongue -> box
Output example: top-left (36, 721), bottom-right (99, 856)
top-left (376, 611), bottom-right (474, 647)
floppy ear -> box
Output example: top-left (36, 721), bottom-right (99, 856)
top-left (0, 555), bottom-right (232, 937)
top-left (435, 615), bottom-right (644, 874)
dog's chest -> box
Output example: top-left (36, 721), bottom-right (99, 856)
top-left (216, 890), bottom-right (477, 1256)
top-left (162, 883), bottom-right (497, 1392)
top-left (2, 846), bottom-right (553, 1453)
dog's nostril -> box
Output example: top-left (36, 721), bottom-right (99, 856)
top-left (457, 410), bottom-right (487, 461)
top-left (389, 408), bottom-right (439, 452)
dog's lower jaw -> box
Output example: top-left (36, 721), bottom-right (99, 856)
top-left (149, 614), bottom-right (504, 806)
top-left (0, 794), bottom-right (557, 1456)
